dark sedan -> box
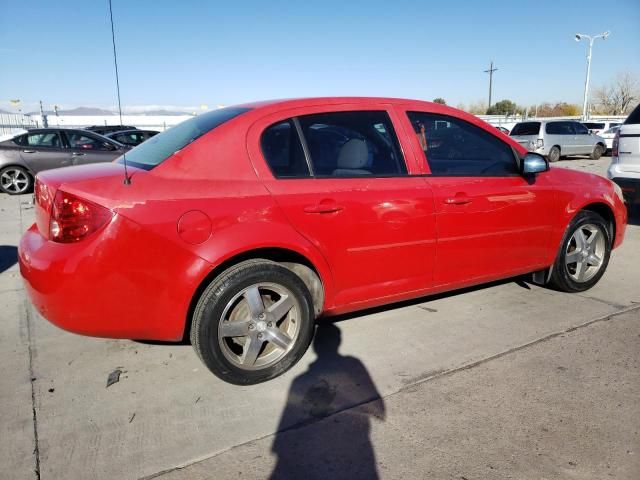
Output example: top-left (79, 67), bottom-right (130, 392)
top-left (0, 128), bottom-right (128, 194)
top-left (105, 129), bottom-right (159, 146)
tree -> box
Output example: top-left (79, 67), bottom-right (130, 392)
top-left (593, 71), bottom-right (639, 115)
top-left (486, 99), bottom-right (520, 115)
top-left (432, 98), bottom-right (446, 105)
top-left (466, 100), bottom-right (488, 114)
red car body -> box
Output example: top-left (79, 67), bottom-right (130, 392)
top-left (19, 98), bottom-right (627, 341)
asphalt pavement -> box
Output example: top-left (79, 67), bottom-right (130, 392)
top-left (1, 156), bottom-right (638, 480)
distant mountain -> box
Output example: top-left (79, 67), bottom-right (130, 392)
top-left (0, 109), bottom-right (11, 114)
top-left (135, 109), bottom-right (194, 116)
top-left (28, 107), bottom-right (117, 116)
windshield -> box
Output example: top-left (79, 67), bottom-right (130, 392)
top-left (116, 107), bottom-right (250, 170)
top-left (583, 122), bottom-right (605, 130)
top-left (510, 122), bottom-right (540, 136)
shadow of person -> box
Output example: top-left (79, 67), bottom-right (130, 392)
top-left (270, 323), bottom-right (385, 480)
top-left (0, 245), bottom-right (18, 274)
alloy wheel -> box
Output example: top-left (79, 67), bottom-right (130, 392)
top-left (217, 282), bottom-right (301, 370)
top-left (1, 168), bottom-right (30, 194)
top-left (564, 223), bottom-right (606, 283)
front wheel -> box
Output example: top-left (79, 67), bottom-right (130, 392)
top-left (590, 144), bottom-right (604, 160)
top-left (548, 211), bottom-right (611, 292)
top-left (190, 259), bottom-right (315, 385)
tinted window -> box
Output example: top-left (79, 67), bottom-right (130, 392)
top-left (546, 122), bottom-right (574, 135)
top-left (407, 112), bottom-right (517, 176)
top-left (510, 122), bottom-right (540, 136)
top-left (116, 107), bottom-right (250, 170)
top-left (583, 122), bottom-right (605, 130)
top-left (261, 120), bottom-right (310, 178)
top-left (298, 111), bottom-right (406, 177)
top-left (574, 123), bottom-right (589, 135)
top-left (66, 132), bottom-right (113, 150)
top-left (113, 132), bottom-right (145, 145)
top-left (624, 104), bottom-right (640, 124)
top-left (15, 132), bottom-right (62, 148)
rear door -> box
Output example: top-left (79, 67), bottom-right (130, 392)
top-left (249, 107), bottom-right (436, 307)
top-left (62, 131), bottom-right (123, 164)
top-left (545, 121), bottom-right (576, 155)
top-left (16, 130), bottom-right (71, 172)
top-left (402, 110), bottom-right (556, 287)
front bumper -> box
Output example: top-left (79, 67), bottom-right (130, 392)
top-left (19, 215), bottom-right (212, 341)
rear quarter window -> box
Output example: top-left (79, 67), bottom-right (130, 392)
top-left (510, 122), bottom-right (540, 136)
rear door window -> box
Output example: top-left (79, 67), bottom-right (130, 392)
top-left (15, 132), bottom-right (63, 148)
top-left (407, 112), bottom-right (518, 176)
top-left (261, 120), bottom-right (310, 178)
top-left (546, 122), bottom-right (574, 135)
top-left (297, 111), bottom-right (406, 177)
top-left (510, 122), bottom-right (540, 136)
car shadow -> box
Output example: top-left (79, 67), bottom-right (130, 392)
top-left (269, 323), bottom-right (385, 480)
top-left (0, 245), bottom-right (18, 274)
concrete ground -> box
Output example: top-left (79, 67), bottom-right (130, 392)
top-left (1, 156), bottom-right (638, 480)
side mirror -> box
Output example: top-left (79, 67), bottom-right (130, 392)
top-left (521, 152), bottom-right (549, 175)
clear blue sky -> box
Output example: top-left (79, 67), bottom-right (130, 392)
top-left (1, 0), bottom-right (639, 112)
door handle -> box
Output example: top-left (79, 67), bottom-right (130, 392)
top-left (304, 201), bottom-right (344, 214)
top-left (22, 150), bottom-right (36, 153)
top-left (444, 193), bottom-right (472, 205)
top-left (72, 152), bottom-right (86, 156)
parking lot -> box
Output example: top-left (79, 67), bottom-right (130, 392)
top-left (1, 157), bottom-right (639, 480)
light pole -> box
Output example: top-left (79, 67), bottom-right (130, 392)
top-left (575, 31), bottom-right (610, 120)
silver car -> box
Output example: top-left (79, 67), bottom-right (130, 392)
top-left (0, 128), bottom-right (128, 195)
top-left (510, 120), bottom-right (606, 162)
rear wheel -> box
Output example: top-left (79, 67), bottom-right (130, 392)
top-left (190, 259), bottom-right (315, 385)
top-left (547, 146), bottom-right (561, 163)
top-left (549, 211), bottom-right (611, 292)
top-left (590, 144), bottom-right (604, 160)
top-left (0, 166), bottom-right (32, 195)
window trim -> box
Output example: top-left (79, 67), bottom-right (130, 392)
top-left (261, 110), bottom-right (410, 180)
top-left (407, 111), bottom-right (521, 178)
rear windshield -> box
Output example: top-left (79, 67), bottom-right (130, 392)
top-left (625, 104), bottom-right (640, 125)
top-left (583, 122), bottom-right (605, 129)
top-left (116, 107), bottom-right (250, 170)
top-left (510, 122), bottom-right (540, 136)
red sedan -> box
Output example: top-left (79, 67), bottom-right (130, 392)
top-left (19, 98), bottom-right (627, 385)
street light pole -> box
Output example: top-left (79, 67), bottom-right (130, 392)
top-left (575, 31), bottom-right (610, 120)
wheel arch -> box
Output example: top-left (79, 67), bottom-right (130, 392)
top-left (183, 247), bottom-right (327, 341)
top-left (581, 201), bottom-right (616, 244)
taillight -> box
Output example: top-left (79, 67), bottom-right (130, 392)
top-left (49, 190), bottom-right (113, 243)
top-left (612, 130), bottom-right (620, 157)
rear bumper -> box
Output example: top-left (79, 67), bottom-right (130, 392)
top-left (19, 215), bottom-right (212, 341)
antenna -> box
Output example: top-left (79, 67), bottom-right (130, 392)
top-left (108, 0), bottom-right (131, 185)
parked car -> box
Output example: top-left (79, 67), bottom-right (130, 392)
top-left (510, 120), bottom-right (607, 162)
top-left (0, 128), bottom-right (129, 195)
top-left (105, 129), bottom-right (159, 147)
top-left (582, 121), bottom-right (621, 135)
top-left (600, 125), bottom-right (620, 152)
top-left (85, 125), bottom-right (138, 135)
top-left (19, 98), bottom-right (627, 385)
top-left (608, 103), bottom-right (640, 212)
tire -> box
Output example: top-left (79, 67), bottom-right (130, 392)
top-left (590, 144), bottom-right (604, 160)
top-left (0, 166), bottom-right (33, 195)
top-left (190, 259), bottom-right (315, 385)
top-left (547, 146), bottom-right (560, 163)
top-left (548, 210), bottom-right (611, 293)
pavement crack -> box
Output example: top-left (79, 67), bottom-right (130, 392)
top-left (141, 303), bottom-right (640, 480)
top-left (25, 295), bottom-right (41, 480)
top-left (575, 293), bottom-right (627, 309)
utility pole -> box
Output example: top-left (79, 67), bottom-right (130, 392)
top-left (484, 61), bottom-right (498, 111)
top-left (39, 100), bottom-right (49, 127)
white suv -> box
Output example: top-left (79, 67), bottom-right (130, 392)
top-left (608, 104), bottom-right (640, 212)
top-left (510, 120), bottom-right (606, 162)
